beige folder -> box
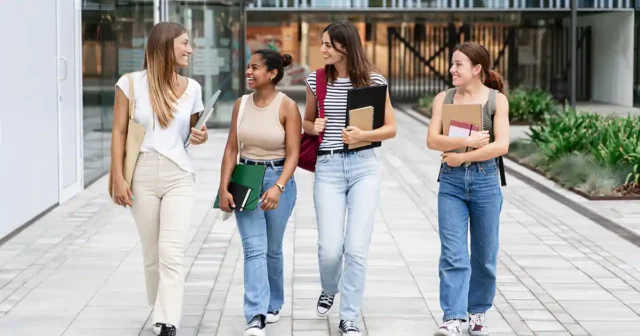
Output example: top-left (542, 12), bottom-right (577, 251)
top-left (348, 106), bottom-right (374, 149)
top-left (441, 104), bottom-right (483, 135)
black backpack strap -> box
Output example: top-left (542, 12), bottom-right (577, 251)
top-left (489, 89), bottom-right (507, 186)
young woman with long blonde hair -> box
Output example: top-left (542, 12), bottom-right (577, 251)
top-left (110, 22), bottom-right (206, 336)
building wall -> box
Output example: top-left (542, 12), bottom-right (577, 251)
top-left (580, 12), bottom-right (634, 107)
top-left (0, 0), bottom-right (61, 237)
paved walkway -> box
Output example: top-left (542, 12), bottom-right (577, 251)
top-left (2, 110), bottom-right (640, 336)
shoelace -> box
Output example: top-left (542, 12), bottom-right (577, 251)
top-left (470, 313), bottom-right (486, 326)
top-left (319, 292), bottom-right (334, 307)
top-left (340, 320), bottom-right (359, 332)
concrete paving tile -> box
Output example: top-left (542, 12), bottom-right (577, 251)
top-left (559, 300), bottom-right (640, 321)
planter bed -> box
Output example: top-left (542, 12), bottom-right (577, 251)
top-left (506, 152), bottom-right (640, 201)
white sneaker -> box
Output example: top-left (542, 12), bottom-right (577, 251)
top-left (243, 315), bottom-right (266, 336)
top-left (433, 319), bottom-right (462, 336)
top-left (153, 323), bottom-right (163, 335)
top-left (468, 313), bottom-right (489, 336)
top-left (266, 311), bottom-right (280, 323)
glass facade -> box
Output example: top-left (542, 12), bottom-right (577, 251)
top-left (81, 0), bottom-right (243, 186)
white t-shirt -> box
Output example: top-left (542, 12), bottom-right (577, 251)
top-left (115, 70), bottom-right (204, 174)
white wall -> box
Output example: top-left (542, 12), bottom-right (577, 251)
top-left (0, 0), bottom-right (61, 237)
top-left (579, 12), bottom-right (635, 107)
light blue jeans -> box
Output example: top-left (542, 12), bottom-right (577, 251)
top-left (437, 159), bottom-right (503, 321)
top-left (313, 149), bottom-right (380, 321)
top-left (234, 160), bottom-right (297, 323)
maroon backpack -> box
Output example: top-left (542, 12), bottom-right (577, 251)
top-left (297, 68), bottom-right (327, 172)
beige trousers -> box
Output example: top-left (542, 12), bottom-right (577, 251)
top-left (130, 152), bottom-right (194, 328)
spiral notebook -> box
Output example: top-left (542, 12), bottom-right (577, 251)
top-left (347, 106), bottom-right (374, 150)
top-left (441, 104), bottom-right (483, 153)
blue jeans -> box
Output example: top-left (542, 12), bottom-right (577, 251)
top-left (437, 159), bottom-right (503, 321)
top-left (313, 149), bottom-right (380, 321)
top-left (235, 160), bottom-right (297, 323)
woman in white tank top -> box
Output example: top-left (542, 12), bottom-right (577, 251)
top-left (110, 22), bottom-right (207, 336)
top-left (218, 49), bottom-right (301, 336)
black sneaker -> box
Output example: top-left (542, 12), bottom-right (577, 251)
top-left (244, 314), bottom-right (266, 336)
top-left (158, 324), bottom-right (176, 336)
top-left (316, 291), bottom-right (335, 317)
top-left (339, 320), bottom-right (361, 335)
top-left (266, 310), bottom-right (280, 323)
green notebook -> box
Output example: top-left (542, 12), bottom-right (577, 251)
top-left (214, 164), bottom-right (266, 211)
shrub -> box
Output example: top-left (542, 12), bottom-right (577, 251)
top-left (419, 95), bottom-right (434, 110)
top-left (512, 108), bottom-right (640, 197)
top-left (528, 108), bottom-right (600, 162)
top-left (626, 164), bottom-right (640, 186)
top-left (547, 153), bottom-right (595, 188)
top-left (509, 88), bottom-right (559, 124)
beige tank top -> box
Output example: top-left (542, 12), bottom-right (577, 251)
top-left (238, 92), bottom-right (286, 160)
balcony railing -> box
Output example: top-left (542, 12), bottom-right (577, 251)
top-left (247, 0), bottom-right (633, 9)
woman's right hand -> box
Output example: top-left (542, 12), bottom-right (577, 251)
top-left (465, 130), bottom-right (490, 148)
top-left (314, 118), bottom-right (328, 134)
top-left (219, 191), bottom-right (236, 213)
top-left (113, 180), bottom-right (134, 207)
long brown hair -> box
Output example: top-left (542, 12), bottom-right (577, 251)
top-left (455, 42), bottom-right (507, 95)
top-left (143, 22), bottom-right (187, 128)
top-left (323, 22), bottom-right (376, 88)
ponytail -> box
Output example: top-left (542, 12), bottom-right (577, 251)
top-left (484, 69), bottom-right (507, 95)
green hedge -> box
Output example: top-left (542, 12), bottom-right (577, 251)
top-left (510, 108), bottom-right (640, 196)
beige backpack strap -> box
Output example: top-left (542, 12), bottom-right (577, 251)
top-left (236, 94), bottom-right (249, 164)
top-left (126, 73), bottom-right (136, 120)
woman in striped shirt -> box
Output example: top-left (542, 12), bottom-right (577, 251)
top-left (302, 21), bottom-right (397, 336)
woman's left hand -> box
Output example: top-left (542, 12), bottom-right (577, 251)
top-left (441, 152), bottom-right (464, 167)
top-left (260, 186), bottom-right (282, 211)
top-left (342, 126), bottom-right (364, 145)
top-left (190, 125), bottom-right (208, 145)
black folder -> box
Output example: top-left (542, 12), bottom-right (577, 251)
top-left (344, 84), bottom-right (388, 152)
top-left (227, 181), bottom-right (253, 211)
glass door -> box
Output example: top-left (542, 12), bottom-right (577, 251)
top-left (169, 1), bottom-right (243, 127)
top-left (81, 0), bottom-right (154, 187)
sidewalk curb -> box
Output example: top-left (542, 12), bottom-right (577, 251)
top-left (398, 105), bottom-right (640, 248)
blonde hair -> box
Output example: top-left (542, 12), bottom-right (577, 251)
top-left (143, 22), bottom-right (187, 128)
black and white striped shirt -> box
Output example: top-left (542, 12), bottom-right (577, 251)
top-left (306, 72), bottom-right (388, 151)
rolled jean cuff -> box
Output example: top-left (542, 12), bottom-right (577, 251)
top-left (468, 310), bottom-right (488, 315)
top-left (323, 288), bottom-right (339, 296)
top-left (443, 315), bottom-right (468, 322)
top-left (339, 314), bottom-right (358, 322)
